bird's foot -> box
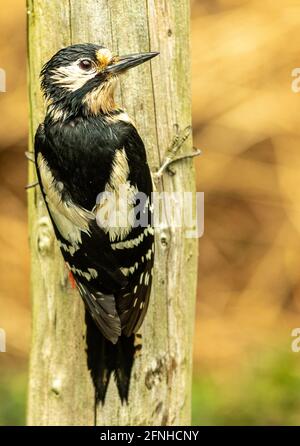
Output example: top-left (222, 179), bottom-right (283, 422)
top-left (25, 151), bottom-right (38, 189)
top-left (25, 181), bottom-right (39, 190)
top-left (153, 124), bottom-right (201, 182)
top-left (25, 151), bottom-right (35, 163)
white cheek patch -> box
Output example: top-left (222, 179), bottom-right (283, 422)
top-left (50, 61), bottom-right (97, 92)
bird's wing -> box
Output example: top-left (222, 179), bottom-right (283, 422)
top-left (34, 121), bottom-right (154, 341)
top-left (112, 128), bottom-right (155, 336)
top-left (34, 124), bottom-right (127, 343)
top-left (116, 233), bottom-right (154, 337)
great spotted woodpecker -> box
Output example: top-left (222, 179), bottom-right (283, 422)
top-left (34, 43), bottom-right (159, 403)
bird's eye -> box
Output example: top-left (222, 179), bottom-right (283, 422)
top-left (79, 59), bottom-right (93, 70)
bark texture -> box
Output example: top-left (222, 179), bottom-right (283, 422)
top-left (27, 0), bottom-right (197, 426)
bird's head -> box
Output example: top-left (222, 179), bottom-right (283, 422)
top-left (40, 43), bottom-right (158, 121)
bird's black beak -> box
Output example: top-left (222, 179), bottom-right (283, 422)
top-left (104, 52), bottom-right (159, 74)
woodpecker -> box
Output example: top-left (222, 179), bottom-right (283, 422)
top-left (34, 43), bottom-right (158, 403)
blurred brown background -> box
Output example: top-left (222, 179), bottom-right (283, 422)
top-left (1, 0), bottom-right (300, 425)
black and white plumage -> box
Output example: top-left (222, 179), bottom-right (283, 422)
top-left (34, 43), bottom-right (158, 402)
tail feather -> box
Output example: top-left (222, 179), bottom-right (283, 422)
top-left (85, 311), bottom-right (136, 404)
top-left (113, 335), bottom-right (136, 402)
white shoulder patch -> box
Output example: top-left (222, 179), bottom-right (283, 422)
top-left (107, 148), bottom-right (130, 189)
top-left (37, 153), bottom-right (95, 245)
top-left (95, 148), bottom-right (138, 242)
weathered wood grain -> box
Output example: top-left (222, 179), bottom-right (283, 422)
top-left (27, 0), bottom-right (197, 426)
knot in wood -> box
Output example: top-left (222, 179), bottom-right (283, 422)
top-left (36, 216), bottom-right (53, 255)
top-left (159, 227), bottom-right (170, 248)
top-left (145, 356), bottom-right (166, 390)
top-left (51, 376), bottom-right (62, 396)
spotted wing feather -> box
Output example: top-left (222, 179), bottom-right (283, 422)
top-left (76, 281), bottom-right (121, 344)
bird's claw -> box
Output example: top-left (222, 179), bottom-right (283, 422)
top-left (25, 151), bottom-right (35, 163)
top-left (153, 125), bottom-right (201, 182)
top-left (25, 181), bottom-right (39, 190)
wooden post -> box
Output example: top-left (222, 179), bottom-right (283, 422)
top-left (27, 0), bottom-right (197, 426)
